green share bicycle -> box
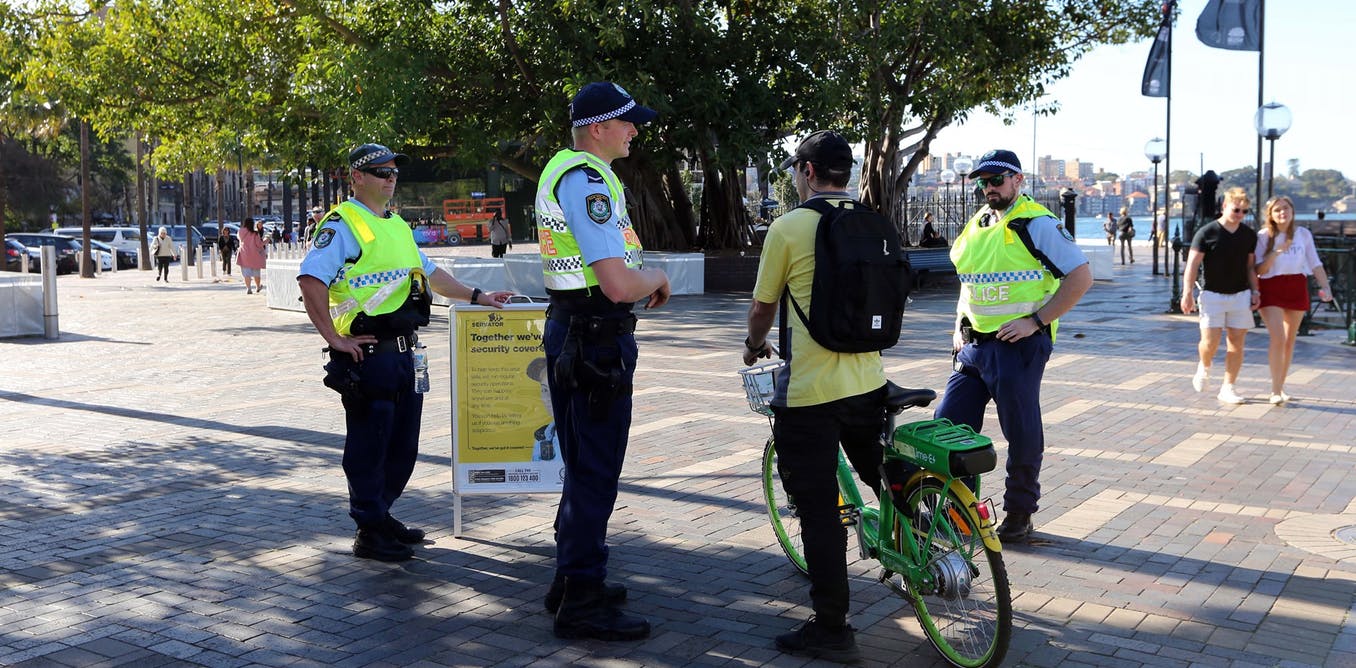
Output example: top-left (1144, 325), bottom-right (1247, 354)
top-left (741, 360), bottom-right (1012, 668)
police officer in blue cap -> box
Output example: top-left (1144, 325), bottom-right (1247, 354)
top-left (536, 82), bottom-right (670, 641)
top-left (935, 149), bottom-right (1091, 544)
top-left (299, 143), bottom-right (512, 562)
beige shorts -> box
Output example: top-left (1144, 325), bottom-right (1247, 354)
top-left (1199, 290), bottom-right (1252, 330)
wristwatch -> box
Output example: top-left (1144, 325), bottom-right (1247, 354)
top-left (744, 336), bottom-right (764, 351)
top-left (1029, 312), bottom-right (1045, 329)
top-left (469, 287), bottom-right (483, 304)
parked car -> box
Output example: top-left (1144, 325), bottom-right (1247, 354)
top-left (55, 226), bottom-right (145, 254)
top-left (4, 238), bottom-right (42, 272)
top-left (7, 233), bottom-right (80, 274)
top-left (74, 238), bottom-right (138, 270)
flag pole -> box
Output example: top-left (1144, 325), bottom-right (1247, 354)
top-left (1253, 0), bottom-right (1266, 225)
top-left (1161, 0), bottom-right (1174, 276)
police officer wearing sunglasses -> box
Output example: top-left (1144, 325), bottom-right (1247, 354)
top-left (535, 82), bottom-right (671, 641)
top-left (298, 143), bottom-right (512, 562)
top-left (934, 149), bottom-right (1091, 544)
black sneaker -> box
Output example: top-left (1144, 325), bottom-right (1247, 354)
top-left (544, 572), bottom-right (627, 613)
top-left (553, 578), bottom-right (649, 641)
top-left (383, 515), bottom-right (425, 544)
top-left (996, 512), bottom-right (1033, 543)
top-left (775, 616), bottom-right (860, 663)
top-left (352, 527), bottom-right (414, 562)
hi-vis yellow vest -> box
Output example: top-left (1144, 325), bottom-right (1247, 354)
top-left (324, 201), bottom-right (425, 336)
top-left (951, 196), bottom-right (1062, 337)
top-left (534, 149), bottom-right (643, 292)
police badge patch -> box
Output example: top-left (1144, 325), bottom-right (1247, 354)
top-left (1057, 224), bottom-right (1074, 242)
top-left (586, 193), bottom-right (612, 224)
top-left (314, 227), bottom-right (337, 248)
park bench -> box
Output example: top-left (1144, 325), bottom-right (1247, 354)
top-left (903, 246), bottom-right (956, 289)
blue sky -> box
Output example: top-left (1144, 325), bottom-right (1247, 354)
top-left (930, 0), bottom-right (1354, 180)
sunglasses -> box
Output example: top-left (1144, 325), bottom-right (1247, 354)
top-left (359, 166), bottom-right (399, 179)
top-left (975, 173), bottom-right (1013, 188)
top-left (1230, 207), bottom-right (1250, 214)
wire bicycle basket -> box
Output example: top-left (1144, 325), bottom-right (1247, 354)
top-left (739, 360), bottom-right (784, 417)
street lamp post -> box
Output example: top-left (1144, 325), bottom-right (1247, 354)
top-left (940, 168), bottom-right (956, 234)
top-left (1254, 102), bottom-right (1292, 204)
top-left (953, 157), bottom-right (973, 207)
top-left (1144, 138), bottom-right (1166, 276)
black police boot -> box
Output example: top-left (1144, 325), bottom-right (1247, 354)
top-left (352, 527), bottom-right (414, 562)
top-left (383, 515), bottom-right (426, 544)
top-left (553, 577), bottom-right (649, 641)
top-left (544, 572), bottom-right (628, 613)
top-left (996, 512), bottom-right (1033, 543)
top-left (775, 616), bottom-right (861, 663)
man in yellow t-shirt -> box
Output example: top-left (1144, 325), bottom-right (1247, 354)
top-left (741, 130), bottom-right (883, 663)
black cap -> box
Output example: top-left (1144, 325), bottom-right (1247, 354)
top-left (570, 82), bottom-right (658, 128)
top-left (779, 130), bottom-right (854, 172)
top-left (967, 149), bottom-right (1022, 178)
top-left (348, 143), bottom-right (409, 170)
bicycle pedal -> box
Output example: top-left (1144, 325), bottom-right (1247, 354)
top-left (837, 504), bottom-right (859, 526)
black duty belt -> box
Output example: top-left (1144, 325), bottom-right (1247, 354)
top-left (962, 327), bottom-right (998, 344)
top-left (327, 333), bottom-right (417, 359)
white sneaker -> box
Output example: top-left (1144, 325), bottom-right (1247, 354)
top-left (1269, 392), bottom-right (1291, 405)
top-left (1192, 364), bottom-right (1210, 393)
top-left (1217, 384), bottom-right (1245, 404)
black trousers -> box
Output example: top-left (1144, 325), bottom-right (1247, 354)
top-left (772, 384), bottom-right (887, 626)
top-left (155, 256), bottom-right (171, 279)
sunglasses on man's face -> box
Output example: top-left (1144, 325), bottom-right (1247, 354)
top-left (1229, 207), bottom-right (1250, 215)
top-left (975, 173), bottom-right (1013, 189)
top-left (359, 166), bottom-right (399, 180)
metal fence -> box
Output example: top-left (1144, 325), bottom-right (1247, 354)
top-left (1305, 244), bottom-right (1356, 344)
top-left (900, 192), bottom-right (1064, 246)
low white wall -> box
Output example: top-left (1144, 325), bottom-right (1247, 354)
top-left (643, 252), bottom-right (704, 295)
top-left (266, 259), bottom-right (305, 312)
top-left (0, 275), bottom-right (44, 338)
top-left (430, 257), bottom-right (510, 306)
top-left (1084, 247), bottom-right (1114, 280)
top-left (503, 254), bottom-right (547, 299)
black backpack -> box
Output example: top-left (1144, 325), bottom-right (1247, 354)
top-left (780, 198), bottom-right (910, 354)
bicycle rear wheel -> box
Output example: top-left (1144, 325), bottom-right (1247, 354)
top-left (762, 438), bottom-right (808, 575)
top-left (893, 478), bottom-right (1011, 668)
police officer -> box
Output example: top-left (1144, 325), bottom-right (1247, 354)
top-left (298, 143), bottom-right (511, 562)
top-left (537, 82), bottom-right (670, 641)
top-left (935, 149), bottom-right (1092, 544)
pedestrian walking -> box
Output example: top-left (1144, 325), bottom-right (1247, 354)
top-left (218, 226), bottom-right (237, 276)
top-left (934, 149), bottom-right (1092, 544)
top-left (237, 218), bottom-right (267, 294)
top-left (1254, 195), bottom-right (1333, 404)
top-left (1118, 207), bottom-right (1135, 264)
top-left (536, 81), bottom-right (670, 641)
top-left (488, 209), bottom-right (512, 258)
top-left (1181, 187), bottom-right (1260, 404)
top-left (298, 142), bottom-right (510, 563)
top-left (151, 226), bottom-right (175, 281)
top-left (1104, 212), bottom-right (1116, 246)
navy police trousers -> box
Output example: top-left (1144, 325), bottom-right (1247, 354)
top-left (335, 349), bottom-right (422, 529)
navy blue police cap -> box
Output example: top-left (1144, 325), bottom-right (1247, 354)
top-left (968, 149), bottom-right (1022, 178)
top-left (348, 143), bottom-right (409, 170)
top-left (570, 82), bottom-right (658, 128)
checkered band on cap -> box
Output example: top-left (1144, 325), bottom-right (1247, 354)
top-left (351, 151), bottom-right (388, 169)
top-left (975, 159), bottom-right (1021, 174)
top-left (572, 99), bottom-right (637, 128)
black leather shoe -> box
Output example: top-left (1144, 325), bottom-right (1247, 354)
top-left (996, 512), bottom-right (1033, 543)
top-left (553, 578), bottom-right (649, 641)
top-left (383, 515), bottom-right (425, 544)
top-left (353, 527), bottom-right (414, 562)
top-left (544, 572), bottom-right (627, 613)
top-left (775, 616), bottom-right (861, 663)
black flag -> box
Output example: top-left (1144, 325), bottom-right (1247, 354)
top-left (1141, 9), bottom-right (1172, 98)
top-left (1195, 0), bottom-right (1262, 51)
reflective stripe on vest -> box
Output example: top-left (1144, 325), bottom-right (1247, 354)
top-left (534, 149), bottom-right (643, 291)
top-left (951, 196), bottom-right (1061, 336)
top-left (325, 201), bottom-right (424, 336)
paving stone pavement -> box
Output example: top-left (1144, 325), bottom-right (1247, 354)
top-left (1, 249), bottom-right (1354, 668)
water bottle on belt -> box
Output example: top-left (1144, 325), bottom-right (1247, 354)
top-left (413, 345), bottom-right (429, 394)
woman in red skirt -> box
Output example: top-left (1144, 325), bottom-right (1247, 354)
top-left (1254, 196), bottom-right (1334, 404)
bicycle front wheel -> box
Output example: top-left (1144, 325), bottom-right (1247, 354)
top-left (894, 478), bottom-right (1011, 668)
top-left (762, 438), bottom-right (808, 576)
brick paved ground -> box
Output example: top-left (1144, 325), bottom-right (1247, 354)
top-left (1, 247), bottom-right (1354, 667)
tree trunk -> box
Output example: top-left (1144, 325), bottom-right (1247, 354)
top-left (79, 122), bottom-right (94, 278)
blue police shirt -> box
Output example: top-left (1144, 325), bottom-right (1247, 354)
top-left (298, 198), bottom-right (437, 284)
top-left (1025, 214), bottom-right (1088, 276)
top-left (557, 166), bottom-right (627, 266)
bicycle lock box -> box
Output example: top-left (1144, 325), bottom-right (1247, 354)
top-left (890, 418), bottom-right (996, 478)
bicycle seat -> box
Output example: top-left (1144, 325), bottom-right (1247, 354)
top-left (884, 381), bottom-right (936, 414)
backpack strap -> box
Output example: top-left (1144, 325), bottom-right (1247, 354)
top-left (1006, 217), bottom-right (1065, 278)
top-left (778, 197), bottom-right (842, 356)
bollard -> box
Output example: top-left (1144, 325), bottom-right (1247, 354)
top-left (20, 251), bottom-right (28, 274)
top-left (180, 245), bottom-right (188, 281)
top-left (41, 246), bottom-right (58, 339)
top-left (197, 246), bottom-right (204, 279)
top-left (110, 248), bottom-right (117, 273)
top-left (210, 246), bottom-right (217, 278)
